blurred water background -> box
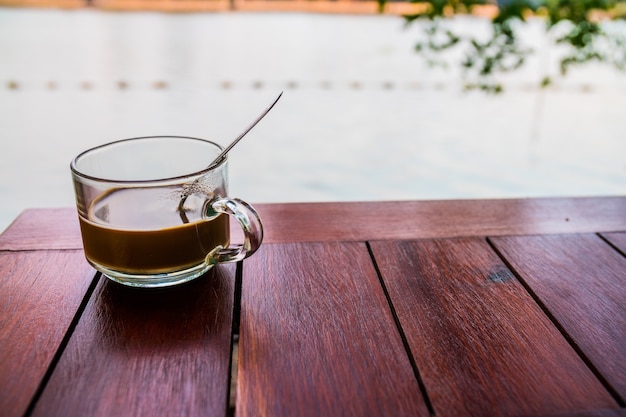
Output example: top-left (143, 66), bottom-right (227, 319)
top-left (1, 6), bottom-right (625, 232)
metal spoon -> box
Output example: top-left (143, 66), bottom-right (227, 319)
top-left (209, 91), bottom-right (283, 167)
top-left (177, 91), bottom-right (283, 222)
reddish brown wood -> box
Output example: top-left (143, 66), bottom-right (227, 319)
top-left (238, 242), bottom-right (430, 417)
top-left (369, 237), bottom-right (617, 417)
top-left (490, 233), bottom-right (626, 403)
top-left (0, 208), bottom-right (84, 250)
top-left (2, 199), bottom-right (625, 417)
top-left (0, 250), bottom-right (96, 417)
top-left (3, 197), bottom-right (625, 249)
top-left (255, 196), bottom-right (626, 243)
top-left (602, 232), bottom-right (626, 255)
top-left (533, 409), bottom-right (626, 417)
top-left (30, 265), bottom-right (236, 417)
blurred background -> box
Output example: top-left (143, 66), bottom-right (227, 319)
top-left (1, 0), bottom-right (625, 232)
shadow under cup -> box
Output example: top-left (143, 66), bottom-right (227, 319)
top-left (70, 136), bottom-right (263, 288)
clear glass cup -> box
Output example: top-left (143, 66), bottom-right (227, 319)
top-left (70, 136), bottom-right (263, 288)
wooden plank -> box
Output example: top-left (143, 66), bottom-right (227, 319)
top-left (490, 233), bottom-right (626, 404)
top-left (237, 242), bottom-right (430, 417)
top-left (30, 264), bottom-right (236, 417)
top-left (601, 232), bottom-right (626, 255)
top-left (0, 208), bottom-right (83, 251)
top-left (533, 409), bottom-right (626, 417)
top-left (369, 238), bottom-right (617, 417)
top-left (0, 250), bottom-right (96, 417)
top-left (3, 197), bottom-right (625, 249)
top-left (254, 197), bottom-right (626, 243)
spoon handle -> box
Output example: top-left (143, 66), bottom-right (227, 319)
top-left (210, 91), bottom-right (283, 166)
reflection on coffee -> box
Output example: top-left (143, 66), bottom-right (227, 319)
top-left (78, 187), bottom-right (229, 274)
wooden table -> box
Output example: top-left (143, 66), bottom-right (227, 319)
top-left (1, 197), bottom-right (625, 417)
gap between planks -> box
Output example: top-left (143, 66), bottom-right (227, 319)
top-left (23, 272), bottom-right (102, 416)
top-left (365, 241), bottom-right (436, 416)
top-left (486, 235), bottom-right (626, 408)
top-left (228, 261), bottom-right (244, 416)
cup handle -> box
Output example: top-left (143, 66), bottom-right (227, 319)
top-left (206, 197), bottom-right (263, 264)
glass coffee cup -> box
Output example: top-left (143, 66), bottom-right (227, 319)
top-left (70, 136), bottom-right (263, 288)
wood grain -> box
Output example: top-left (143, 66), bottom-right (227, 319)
top-left (3, 197), bottom-right (625, 249)
top-left (237, 242), bottom-right (430, 417)
top-left (30, 265), bottom-right (236, 417)
top-left (490, 233), bottom-right (626, 404)
top-left (0, 250), bottom-right (96, 417)
top-left (0, 208), bottom-right (84, 250)
top-left (369, 237), bottom-right (617, 417)
top-left (255, 197), bottom-right (626, 243)
top-left (531, 409), bottom-right (626, 417)
top-left (601, 232), bottom-right (626, 255)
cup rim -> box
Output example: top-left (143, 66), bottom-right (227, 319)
top-left (70, 135), bottom-right (226, 184)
